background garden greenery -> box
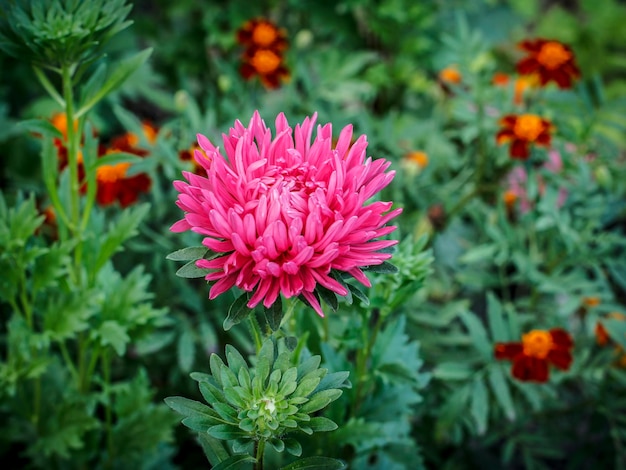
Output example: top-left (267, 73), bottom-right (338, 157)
top-left (1, 0), bottom-right (626, 468)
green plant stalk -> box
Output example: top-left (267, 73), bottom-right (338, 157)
top-left (61, 64), bottom-right (81, 236)
top-left (102, 348), bottom-right (114, 468)
top-left (33, 65), bottom-right (65, 107)
top-left (254, 438), bottom-right (266, 470)
top-left (351, 310), bottom-right (385, 416)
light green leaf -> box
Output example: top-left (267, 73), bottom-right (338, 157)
top-left (166, 246), bottom-right (209, 261)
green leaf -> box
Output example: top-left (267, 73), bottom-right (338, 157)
top-left (164, 396), bottom-right (215, 418)
top-left (269, 437), bottom-right (285, 452)
top-left (300, 389), bottom-right (342, 414)
top-left (16, 118), bottom-right (63, 138)
top-left (280, 456), bottom-right (345, 469)
top-left (347, 284), bottom-right (370, 306)
top-left (88, 152), bottom-right (142, 170)
top-left (315, 371), bottom-right (350, 392)
top-left (223, 293), bottom-right (251, 331)
top-left (166, 246), bottom-right (209, 261)
top-left (470, 377), bottom-right (488, 435)
top-left (487, 365), bottom-right (516, 421)
top-left (264, 296), bottom-right (284, 331)
top-left (177, 328), bottom-right (195, 372)
top-left (197, 433), bottom-right (230, 467)
top-left (459, 310), bottom-right (491, 359)
top-left (486, 292), bottom-right (507, 342)
top-left (94, 203), bottom-right (150, 273)
top-left (96, 320), bottom-right (129, 355)
top-left (308, 416), bottom-right (338, 432)
top-left (284, 438), bottom-right (302, 457)
top-left (432, 362), bottom-right (473, 381)
top-left (176, 259), bottom-right (210, 279)
top-left (208, 424), bottom-right (250, 440)
top-left (363, 261), bottom-right (399, 274)
top-left (212, 453), bottom-right (256, 470)
top-left (76, 49), bottom-right (153, 117)
top-left (316, 285), bottom-right (338, 311)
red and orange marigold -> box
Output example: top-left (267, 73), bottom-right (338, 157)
top-left (495, 328), bottom-right (573, 382)
top-left (516, 39), bottom-right (580, 89)
top-left (237, 18), bottom-right (288, 52)
top-left (496, 113), bottom-right (553, 159)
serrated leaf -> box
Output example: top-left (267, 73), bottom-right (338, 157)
top-left (166, 246), bottom-right (209, 261)
top-left (280, 456), bottom-right (345, 469)
top-left (223, 293), bottom-right (251, 331)
top-left (177, 329), bottom-right (195, 372)
top-left (486, 292), bottom-right (507, 342)
top-left (96, 320), bottom-right (129, 356)
top-left (432, 362), bottom-right (473, 381)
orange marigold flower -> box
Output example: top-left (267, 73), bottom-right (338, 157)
top-left (237, 18), bottom-right (288, 52)
top-left (405, 151), bottom-right (429, 169)
top-left (439, 65), bottom-right (461, 84)
top-left (51, 112), bottom-right (78, 142)
top-left (110, 121), bottom-right (158, 156)
top-left (503, 189), bottom-right (517, 208)
top-left (595, 312), bottom-right (626, 346)
top-left (496, 113), bottom-right (553, 159)
top-left (96, 151), bottom-right (151, 207)
top-left (240, 48), bottom-right (290, 89)
top-left (492, 72), bottom-right (510, 86)
top-left (582, 296), bottom-right (601, 308)
top-left (495, 328), bottom-right (573, 382)
top-left (516, 39), bottom-right (580, 89)
top-left (179, 143), bottom-right (212, 174)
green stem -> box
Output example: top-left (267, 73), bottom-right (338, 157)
top-left (254, 439), bottom-right (266, 470)
top-left (59, 341), bottom-right (80, 384)
top-left (248, 313), bottom-right (264, 353)
top-left (61, 64), bottom-right (81, 234)
top-left (351, 311), bottom-right (385, 416)
top-left (102, 348), bottom-right (114, 468)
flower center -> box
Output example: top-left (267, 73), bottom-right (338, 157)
top-left (250, 49), bottom-right (281, 74)
top-left (513, 114), bottom-right (543, 141)
top-left (537, 42), bottom-right (571, 70)
top-left (522, 330), bottom-right (553, 358)
top-left (260, 397), bottom-right (276, 415)
top-left (97, 162), bottom-right (130, 183)
top-left (252, 23), bottom-right (278, 47)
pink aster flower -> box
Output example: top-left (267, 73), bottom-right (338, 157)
top-left (171, 111), bottom-right (401, 316)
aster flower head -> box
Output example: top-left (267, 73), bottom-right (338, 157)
top-left (516, 39), bottom-right (580, 89)
top-left (170, 111), bottom-right (402, 317)
top-left (495, 328), bottom-right (573, 382)
top-left (496, 113), bottom-right (553, 159)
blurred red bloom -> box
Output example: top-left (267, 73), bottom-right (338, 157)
top-left (237, 18), bottom-right (290, 89)
top-left (237, 18), bottom-right (287, 52)
top-left (95, 122), bottom-right (156, 207)
top-left (495, 328), bottom-right (573, 382)
top-left (496, 114), bottom-right (553, 159)
top-left (516, 39), bottom-right (580, 89)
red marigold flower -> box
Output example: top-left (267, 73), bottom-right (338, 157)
top-left (240, 48), bottom-right (290, 89)
top-left (237, 18), bottom-right (288, 52)
top-left (171, 111), bottom-right (402, 316)
top-left (110, 121), bottom-right (158, 157)
top-left (495, 328), bottom-right (573, 382)
top-left (516, 39), bottom-right (580, 89)
top-left (496, 113), bottom-right (553, 159)
top-left (96, 152), bottom-right (151, 207)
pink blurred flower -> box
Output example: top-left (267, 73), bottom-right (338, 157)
top-left (171, 111), bottom-right (401, 316)
top-left (505, 150), bottom-right (567, 214)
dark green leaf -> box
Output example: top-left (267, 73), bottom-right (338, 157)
top-left (176, 259), bottom-right (210, 279)
top-left (224, 293), bottom-right (252, 331)
top-left (212, 453), bottom-right (256, 470)
top-left (280, 456), bottom-right (345, 469)
top-left (264, 295), bottom-right (284, 331)
top-left (363, 261), bottom-right (399, 274)
top-left (166, 246), bottom-right (209, 261)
